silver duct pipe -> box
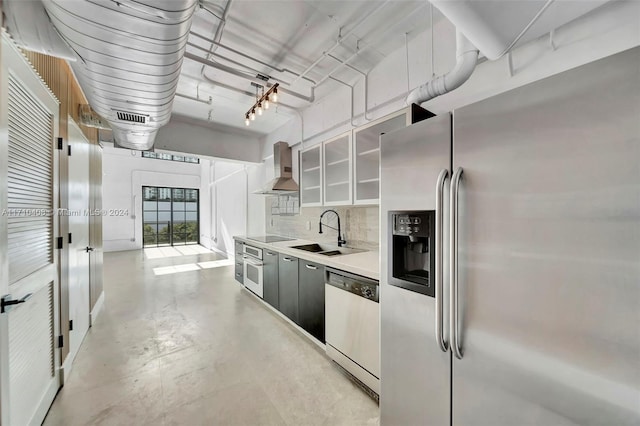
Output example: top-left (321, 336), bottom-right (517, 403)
top-left (406, 31), bottom-right (479, 106)
top-left (43, 0), bottom-right (198, 150)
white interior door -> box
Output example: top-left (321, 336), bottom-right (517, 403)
top-left (0, 32), bottom-right (61, 426)
top-left (66, 119), bottom-right (90, 373)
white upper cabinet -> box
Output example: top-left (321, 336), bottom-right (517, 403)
top-left (299, 105), bottom-right (432, 207)
top-left (300, 144), bottom-right (323, 207)
top-left (354, 105), bottom-right (433, 205)
top-left (323, 131), bottom-right (353, 206)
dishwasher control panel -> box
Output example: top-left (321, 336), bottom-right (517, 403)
top-left (327, 269), bottom-right (379, 303)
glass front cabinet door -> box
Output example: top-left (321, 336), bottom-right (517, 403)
top-left (300, 144), bottom-right (323, 207)
top-left (354, 104), bottom-right (433, 204)
top-left (323, 131), bottom-right (352, 206)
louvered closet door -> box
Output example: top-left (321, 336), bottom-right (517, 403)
top-left (0, 33), bottom-right (60, 426)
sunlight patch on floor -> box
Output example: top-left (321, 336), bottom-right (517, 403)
top-left (198, 259), bottom-right (234, 269)
top-left (153, 259), bottom-right (234, 276)
top-left (144, 245), bottom-right (212, 259)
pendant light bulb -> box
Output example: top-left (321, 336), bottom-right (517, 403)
top-left (257, 103), bottom-right (263, 116)
top-left (264, 97), bottom-right (270, 110)
top-left (250, 109), bottom-right (256, 121)
top-left (245, 115), bottom-right (250, 126)
top-left (272, 88), bottom-right (278, 103)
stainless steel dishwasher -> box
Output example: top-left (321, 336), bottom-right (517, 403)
top-left (325, 268), bottom-right (380, 395)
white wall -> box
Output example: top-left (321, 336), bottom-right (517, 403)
top-left (155, 115), bottom-right (263, 163)
top-left (247, 1), bottom-right (639, 242)
top-left (102, 143), bottom-right (266, 256)
top-left (201, 158), bottom-right (272, 256)
top-left (209, 162), bottom-right (246, 256)
top-left (198, 158), bottom-right (212, 249)
top-left (105, 1), bottom-right (640, 253)
top-left (260, 0), bottom-right (640, 158)
top-left (102, 146), bottom-right (206, 252)
top-left (246, 162), bottom-right (267, 236)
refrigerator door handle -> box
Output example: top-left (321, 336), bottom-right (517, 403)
top-left (435, 168), bottom-right (450, 353)
top-left (450, 167), bottom-right (464, 360)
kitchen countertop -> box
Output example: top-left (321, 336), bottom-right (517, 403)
top-left (234, 236), bottom-right (380, 281)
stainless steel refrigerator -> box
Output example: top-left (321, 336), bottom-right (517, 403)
top-left (380, 46), bottom-right (640, 425)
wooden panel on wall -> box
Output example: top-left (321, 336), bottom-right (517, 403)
top-left (21, 52), bottom-right (97, 144)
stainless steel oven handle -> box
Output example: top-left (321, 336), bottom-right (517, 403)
top-left (243, 256), bottom-right (263, 267)
top-left (450, 167), bottom-right (464, 360)
top-left (435, 168), bottom-right (450, 353)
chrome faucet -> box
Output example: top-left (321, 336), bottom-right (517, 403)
top-left (319, 209), bottom-right (346, 247)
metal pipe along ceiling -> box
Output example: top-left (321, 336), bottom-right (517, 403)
top-left (43, 0), bottom-right (198, 150)
top-left (185, 52), bottom-right (316, 103)
top-left (406, 31), bottom-right (478, 106)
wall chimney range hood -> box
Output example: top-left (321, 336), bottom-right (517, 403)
top-left (254, 142), bottom-right (299, 195)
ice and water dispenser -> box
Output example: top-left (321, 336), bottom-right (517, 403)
top-left (389, 211), bottom-right (435, 297)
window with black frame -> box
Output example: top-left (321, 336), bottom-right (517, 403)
top-left (143, 186), bottom-right (199, 247)
top-left (141, 151), bottom-right (199, 164)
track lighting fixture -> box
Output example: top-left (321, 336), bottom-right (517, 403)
top-left (243, 83), bottom-right (279, 126)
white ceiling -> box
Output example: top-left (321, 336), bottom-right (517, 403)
top-left (174, 0), bottom-right (432, 135)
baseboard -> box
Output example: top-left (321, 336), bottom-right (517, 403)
top-left (326, 343), bottom-right (380, 395)
top-left (61, 349), bottom-right (75, 384)
top-left (90, 291), bottom-right (105, 326)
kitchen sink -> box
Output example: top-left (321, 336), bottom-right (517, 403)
top-left (290, 243), bottom-right (325, 253)
top-left (319, 250), bottom-right (343, 256)
top-left (290, 243), bottom-right (365, 257)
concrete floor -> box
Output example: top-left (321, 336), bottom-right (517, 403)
top-left (43, 248), bottom-right (379, 426)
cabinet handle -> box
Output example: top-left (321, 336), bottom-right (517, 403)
top-left (236, 262), bottom-right (242, 266)
top-left (266, 252), bottom-right (276, 256)
top-left (282, 257), bottom-right (293, 262)
top-left (305, 264), bottom-right (318, 270)
top-left (236, 272), bottom-right (241, 277)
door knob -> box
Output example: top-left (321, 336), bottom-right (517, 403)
top-left (85, 246), bottom-right (94, 252)
top-left (1, 293), bottom-right (32, 313)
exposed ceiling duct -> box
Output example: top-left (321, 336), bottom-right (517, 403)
top-left (2, 0), bottom-right (76, 60)
top-left (407, 0), bottom-right (611, 106)
top-left (430, 0), bottom-right (610, 61)
top-left (40, 0), bottom-right (198, 150)
top-left (406, 30), bottom-right (479, 106)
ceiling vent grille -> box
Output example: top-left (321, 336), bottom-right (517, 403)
top-left (116, 111), bottom-right (148, 124)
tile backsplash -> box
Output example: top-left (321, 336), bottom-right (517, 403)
top-left (265, 199), bottom-right (379, 250)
